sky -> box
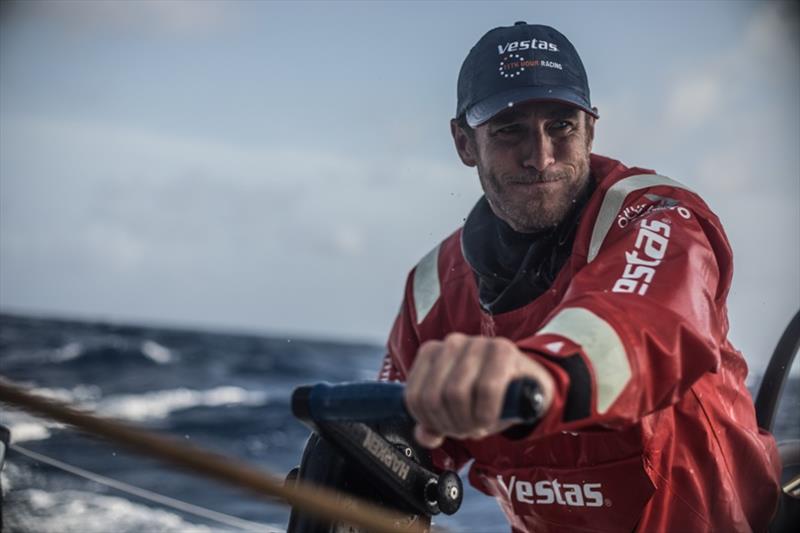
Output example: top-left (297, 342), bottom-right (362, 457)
top-left (0, 0), bottom-right (798, 374)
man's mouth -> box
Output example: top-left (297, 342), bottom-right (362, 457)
top-left (508, 175), bottom-right (565, 185)
top-left (506, 171), bottom-right (567, 185)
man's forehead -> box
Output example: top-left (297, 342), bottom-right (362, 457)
top-left (488, 101), bottom-right (582, 124)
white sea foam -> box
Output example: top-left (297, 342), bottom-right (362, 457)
top-left (4, 489), bottom-right (232, 533)
top-left (30, 384), bottom-right (102, 404)
top-left (6, 421), bottom-right (53, 443)
top-left (50, 341), bottom-right (85, 362)
top-left (44, 338), bottom-right (177, 364)
top-left (97, 386), bottom-right (270, 421)
top-left (0, 406), bottom-right (64, 444)
top-left (141, 340), bottom-right (175, 364)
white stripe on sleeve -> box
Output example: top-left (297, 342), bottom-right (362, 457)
top-left (412, 244), bottom-right (441, 324)
top-left (538, 307), bottom-right (631, 413)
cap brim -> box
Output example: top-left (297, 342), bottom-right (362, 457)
top-left (465, 86), bottom-right (599, 127)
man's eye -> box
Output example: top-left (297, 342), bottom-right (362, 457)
top-left (496, 124), bottom-right (522, 135)
top-left (549, 120), bottom-right (573, 132)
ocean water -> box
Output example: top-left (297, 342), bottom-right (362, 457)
top-left (0, 313), bottom-right (506, 532)
top-left (0, 312), bottom-right (797, 533)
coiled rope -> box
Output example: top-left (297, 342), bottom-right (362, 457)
top-left (0, 378), bottom-right (424, 533)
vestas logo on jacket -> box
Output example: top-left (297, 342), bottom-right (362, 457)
top-left (611, 218), bottom-right (676, 296)
top-left (496, 474), bottom-right (605, 507)
top-left (498, 39), bottom-right (559, 54)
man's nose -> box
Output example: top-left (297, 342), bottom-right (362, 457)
top-left (521, 133), bottom-right (555, 171)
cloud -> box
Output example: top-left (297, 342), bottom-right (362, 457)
top-left (0, 114), bottom-right (479, 340)
top-left (597, 2), bottom-right (798, 161)
top-left (666, 2), bottom-right (798, 131)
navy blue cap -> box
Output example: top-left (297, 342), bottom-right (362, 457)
top-left (457, 22), bottom-right (598, 127)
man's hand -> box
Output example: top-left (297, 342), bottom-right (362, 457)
top-left (404, 333), bottom-right (555, 448)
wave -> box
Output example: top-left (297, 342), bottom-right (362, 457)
top-left (96, 386), bottom-right (271, 422)
top-left (43, 338), bottom-right (177, 366)
top-left (51, 341), bottom-right (85, 362)
top-left (5, 488), bottom-right (284, 532)
top-left (140, 340), bottom-right (174, 364)
top-left (3, 420), bottom-right (55, 443)
top-left (4, 489), bottom-right (226, 533)
top-left (0, 384), bottom-right (272, 443)
top-left (30, 384), bottom-right (103, 404)
top-left (0, 409), bottom-right (58, 443)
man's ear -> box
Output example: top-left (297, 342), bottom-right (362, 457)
top-left (585, 110), bottom-right (597, 150)
top-left (450, 119), bottom-right (478, 167)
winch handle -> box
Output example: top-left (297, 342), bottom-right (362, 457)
top-left (291, 378), bottom-right (545, 426)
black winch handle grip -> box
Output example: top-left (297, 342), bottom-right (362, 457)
top-left (291, 378), bottom-right (545, 425)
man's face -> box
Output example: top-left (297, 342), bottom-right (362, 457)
top-left (452, 101), bottom-right (595, 233)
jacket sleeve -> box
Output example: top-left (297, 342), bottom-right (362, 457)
top-left (379, 269), bottom-right (474, 471)
top-left (517, 176), bottom-right (736, 435)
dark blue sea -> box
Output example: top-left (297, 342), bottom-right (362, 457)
top-left (1, 312), bottom-right (798, 532)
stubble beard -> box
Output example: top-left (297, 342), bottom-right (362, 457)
top-left (478, 160), bottom-right (591, 233)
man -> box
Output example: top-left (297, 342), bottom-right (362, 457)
top-left (379, 22), bottom-right (781, 532)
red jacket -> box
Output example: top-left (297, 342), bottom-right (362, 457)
top-left (380, 155), bottom-right (781, 532)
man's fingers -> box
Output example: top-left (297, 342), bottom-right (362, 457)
top-left (442, 336), bottom-right (490, 434)
top-left (404, 342), bottom-right (434, 416)
top-left (428, 333), bottom-right (476, 435)
top-left (406, 336), bottom-right (460, 434)
top-left (472, 338), bottom-right (515, 427)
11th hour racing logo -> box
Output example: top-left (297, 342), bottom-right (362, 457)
top-left (496, 475), bottom-right (605, 507)
top-left (497, 39), bottom-right (562, 78)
